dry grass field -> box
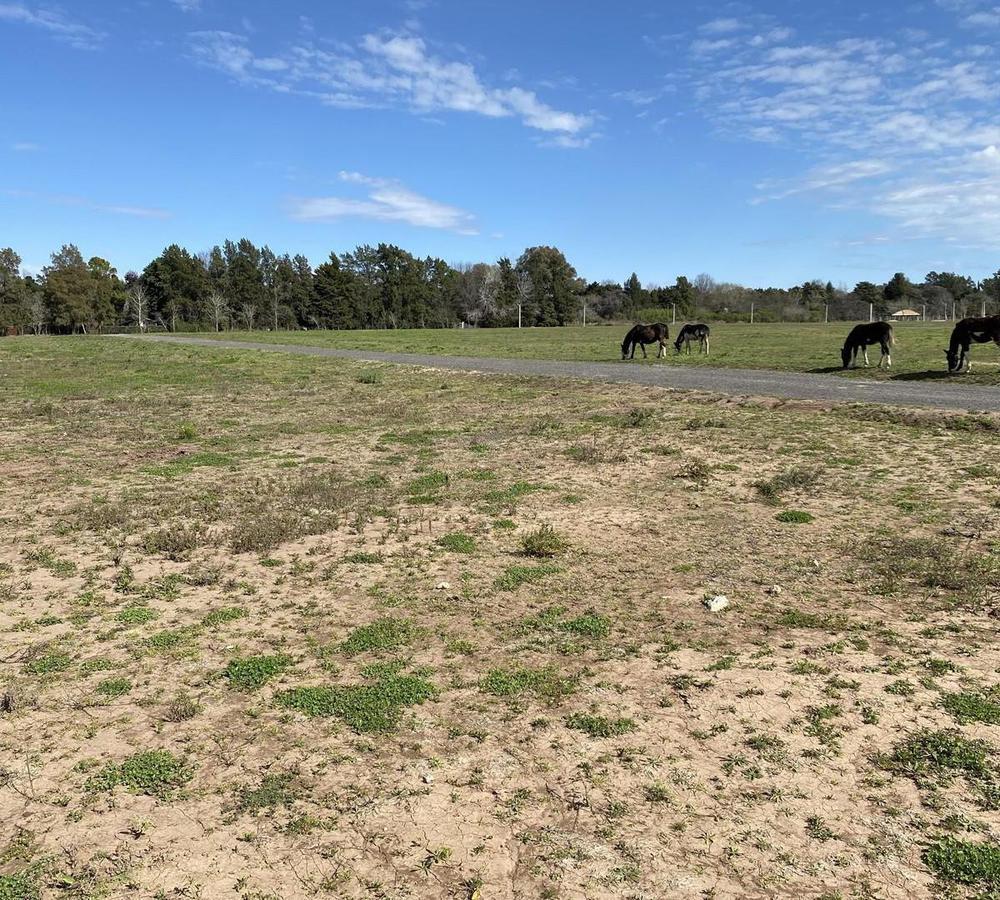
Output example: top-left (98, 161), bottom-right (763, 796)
top-left (1, 336), bottom-right (999, 899)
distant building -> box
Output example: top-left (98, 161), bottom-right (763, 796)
top-left (891, 308), bottom-right (922, 321)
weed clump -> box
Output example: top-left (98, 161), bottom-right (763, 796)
top-left (520, 524), bottom-right (568, 558)
top-left (565, 713), bottom-right (637, 738)
top-left (85, 750), bottom-right (193, 797)
top-left (224, 654), bottom-right (292, 692)
top-left (341, 618), bottom-right (417, 655)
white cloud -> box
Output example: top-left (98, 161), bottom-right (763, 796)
top-left (171, 0), bottom-right (202, 11)
top-left (11, 141), bottom-right (41, 152)
top-left (684, 11), bottom-right (1000, 244)
top-left (962, 6), bottom-right (1000, 26)
top-left (5, 188), bottom-right (170, 219)
top-left (0, 3), bottom-right (104, 49)
top-left (189, 28), bottom-right (592, 142)
top-left (699, 17), bottom-right (744, 34)
top-left (288, 172), bottom-right (477, 234)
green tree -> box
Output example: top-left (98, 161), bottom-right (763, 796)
top-left (0, 248), bottom-right (27, 331)
top-left (143, 245), bottom-right (209, 330)
top-left (43, 244), bottom-right (92, 332)
top-left (516, 246), bottom-right (578, 326)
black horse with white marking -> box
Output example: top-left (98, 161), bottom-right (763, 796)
top-left (946, 316), bottom-right (1000, 373)
top-left (621, 323), bottom-right (669, 360)
top-left (841, 322), bottom-right (894, 369)
top-left (674, 323), bottom-right (710, 355)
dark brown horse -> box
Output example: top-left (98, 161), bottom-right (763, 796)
top-left (622, 323), bottom-right (669, 360)
top-left (946, 316), bottom-right (1000, 372)
top-left (841, 322), bottom-right (894, 369)
top-left (674, 323), bottom-right (710, 355)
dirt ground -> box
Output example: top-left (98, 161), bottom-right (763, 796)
top-left (1, 337), bottom-right (998, 900)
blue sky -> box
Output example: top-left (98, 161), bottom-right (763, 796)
top-left (3, 0), bottom-right (1000, 287)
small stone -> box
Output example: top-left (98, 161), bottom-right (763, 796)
top-left (436, 581), bottom-right (451, 591)
top-left (766, 585), bottom-right (782, 596)
top-left (703, 595), bottom-right (729, 613)
top-left (422, 773), bottom-right (434, 784)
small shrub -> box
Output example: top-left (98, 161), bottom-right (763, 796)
top-left (142, 522), bottom-right (207, 560)
top-left (520, 524), bottom-right (568, 558)
top-left (163, 692), bottom-right (200, 722)
top-left (356, 370), bottom-right (383, 385)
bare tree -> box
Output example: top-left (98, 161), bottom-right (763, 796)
top-left (124, 283), bottom-right (149, 332)
top-left (240, 302), bottom-right (256, 331)
top-left (207, 290), bottom-right (229, 332)
top-left (26, 291), bottom-right (46, 335)
top-left (516, 269), bottom-right (533, 329)
top-left (476, 265), bottom-right (500, 325)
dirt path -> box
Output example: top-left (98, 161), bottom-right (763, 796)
top-left (115, 333), bottom-right (1000, 412)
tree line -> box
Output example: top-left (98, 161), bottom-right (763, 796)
top-left (2, 240), bottom-right (999, 334)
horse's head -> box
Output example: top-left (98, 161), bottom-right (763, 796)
top-left (840, 345), bottom-right (851, 368)
top-left (673, 335), bottom-right (683, 353)
top-left (945, 348), bottom-right (960, 372)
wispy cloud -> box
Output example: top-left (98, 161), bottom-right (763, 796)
top-left (4, 188), bottom-right (170, 219)
top-left (11, 141), bottom-right (41, 152)
top-left (171, 0), bottom-right (202, 11)
top-left (288, 172), bottom-right (478, 234)
top-left (0, 3), bottom-right (105, 49)
top-left (188, 28), bottom-right (593, 142)
top-left (684, 11), bottom-right (1000, 244)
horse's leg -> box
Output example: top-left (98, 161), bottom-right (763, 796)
top-left (863, 345), bottom-right (870, 367)
top-left (641, 342), bottom-right (648, 359)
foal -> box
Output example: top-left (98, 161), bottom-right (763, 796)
top-left (946, 316), bottom-right (1000, 372)
top-left (674, 323), bottom-right (711, 355)
top-left (841, 322), bottom-right (894, 369)
top-left (621, 323), bottom-right (669, 359)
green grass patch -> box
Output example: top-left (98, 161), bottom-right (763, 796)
top-left (435, 532), bottom-right (477, 553)
top-left (224, 654), bottom-right (293, 691)
top-left (341, 617), bottom-right (417, 655)
top-left (941, 689), bottom-right (1000, 725)
top-left (494, 563), bottom-right (562, 591)
top-left (776, 509), bottom-right (814, 524)
top-left (202, 606), bottom-right (247, 628)
top-left (116, 605), bottom-right (158, 626)
top-left (232, 772), bottom-right (299, 815)
top-left (95, 677), bottom-right (132, 698)
top-left (565, 713), bottom-right (637, 738)
top-left (881, 729), bottom-right (992, 782)
top-left (923, 838), bottom-right (1000, 890)
top-left (144, 451), bottom-right (233, 479)
top-left (480, 666), bottom-right (576, 702)
top-left (85, 749), bottom-right (193, 797)
top-left (24, 651), bottom-right (72, 675)
top-left (275, 674), bottom-right (436, 733)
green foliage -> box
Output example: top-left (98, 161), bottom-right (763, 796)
top-left (24, 651), bottom-right (72, 675)
top-left (232, 772), bottom-right (299, 815)
top-left (116, 605), bottom-right (158, 626)
top-left (776, 509), bottom-right (814, 524)
top-left (881, 729), bottom-right (992, 782)
top-left (941, 689), bottom-right (1000, 725)
top-left (95, 677), bottom-right (132, 698)
top-left (341, 618), bottom-right (416, 655)
top-left (565, 713), bottom-right (637, 738)
top-left (275, 674), bottom-right (436, 733)
top-left (922, 838), bottom-right (1000, 889)
top-left (202, 606), bottom-right (247, 627)
top-left (86, 750), bottom-right (193, 796)
top-left (494, 563), bottom-right (562, 591)
top-left (224, 654), bottom-right (292, 691)
top-left (0, 871), bottom-right (39, 900)
top-left (435, 532), bottom-right (477, 553)
top-left (755, 467), bottom-right (821, 504)
top-left (480, 666), bottom-right (576, 702)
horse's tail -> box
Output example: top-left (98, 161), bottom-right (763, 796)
top-left (886, 324), bottom-right (895, 346)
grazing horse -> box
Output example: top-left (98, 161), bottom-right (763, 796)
top-left (621, 323), bottom-right (669, 360)
top-left (674, 323), bottom-right (711, 355)
top-left (946, 316), bottom-right (1000, 373)
top-left (841, 322), bottom-right (894, 369)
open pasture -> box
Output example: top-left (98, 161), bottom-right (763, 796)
top-left (1, 336), bottom-right (1000, 899)
top-left (193, 321), bottom-right (1000, 384)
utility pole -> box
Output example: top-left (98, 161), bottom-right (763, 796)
top-left (582, 299), bottom-right (587, 326)
top-left (750, 301), bottom-right (755, 324)
top-left (922, 304), bottom-right (926, 322)
top-left (824, 303), bottom-right (829, 324)
top-left (869, 302), bottom-right (873, 323)
top-left (671, 303), bottom-right (676, 324)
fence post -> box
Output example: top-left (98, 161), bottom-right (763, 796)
top-left (750, 302), bottom-right (755, 324)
